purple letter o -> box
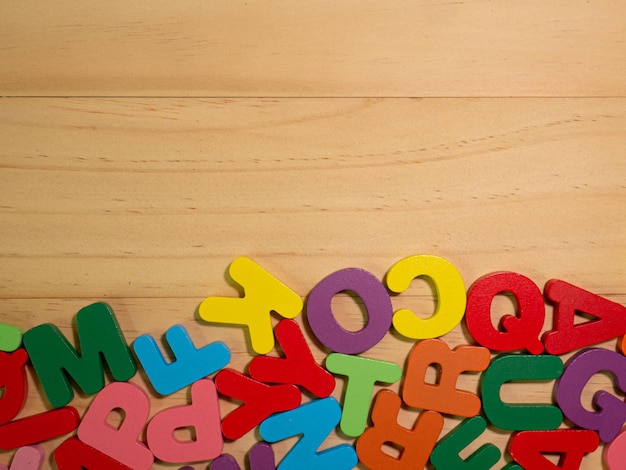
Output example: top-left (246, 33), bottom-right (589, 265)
top-left (306, 268), bottom-right (392, 354)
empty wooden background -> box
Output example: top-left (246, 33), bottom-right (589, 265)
top-left (1, 1), bottom-right (625, 468)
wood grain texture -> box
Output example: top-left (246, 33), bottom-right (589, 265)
top-left (1, 98), bottom-right (624, 299)
top-left (1, 1), bottom-right (625, 468)
top-left (1, 1), bottom-right (625, 97)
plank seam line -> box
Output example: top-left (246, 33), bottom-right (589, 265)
top-left (2, 95), bottom-right (626, 99)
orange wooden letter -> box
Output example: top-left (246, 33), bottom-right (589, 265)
top-left (356, 390), bottom-right (443, 470)
top-left (402, 339), bottom-right (490, 417)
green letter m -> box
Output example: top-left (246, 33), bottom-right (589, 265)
top-left (23, 302), bottom-right (137, 408)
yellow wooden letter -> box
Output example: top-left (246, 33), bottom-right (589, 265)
top-left (198, 257), bottom-right (302, 354)
top-left (385, 255), bottom-right (466, 339)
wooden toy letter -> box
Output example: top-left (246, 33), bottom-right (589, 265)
top-left (604, 425), bottom-right (626, 470)
top-left (215, 368), bottom-right (301, 440)
top-left (385, 254), bottom-right (466, 339)
top-left (198, 257), bottom-right (303, 354)
top-left (133, 324), bottom-right (230, 395)
top-left (23, 302), bottom-right (136, 408)
top-left (465, 272), bottom-right (545, 354)
top-left (77, 382), bottom-right (153, 469)
top-left (325, 353), bottom-right (402, 437)
top-left (482, 353), bottom-right (563, 431)
top-left (248, 319), bottom-right (335, 398)
top-left (430, 417), bottom-right (501, 469)
top-left (356, 390), bottom-right (443, 470)
top-left (146, 379), bottom-right (223, 463)
top-left (508, 430), bottom-right (599, 470)
top-left (0, 323), bottom-right (23, 353)
top-left (306, 268), bottom-right (393, 354)
top-left (0, 349), bottom-right (79, 450)
top-left (54, 438), bottom-right (133, 470)
top-left (1, 445), bottom-right (44, 470)
top-left (210, 442), bottom-right (276, 470)
top-left (556, 348), bottom-right (626, 443)
top-left (259, 398), bottom-right (357, 470)
top-left (402, 339), bottom-right (490, 417)
top-left (543, 279), bottom-right (626, 355)
top-left (0, 350), bottom-right (28, 425)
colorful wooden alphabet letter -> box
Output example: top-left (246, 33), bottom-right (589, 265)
top-left (248, 319), bottom-right (335, 398)
top-left (543, 279), bottom-right (626, 355)
top-left (215, 368), bottom-right (301, 440)
top-left (402, 339), bottom-right (490, 417)
top-left (385, 254), bottom-right (466, 339)
top-left (259, 397), bottom-right (357, 470)
top-left (146, 378), bottom-right (223, 463)
top-left (198, 256), bottom-right (303, 354)
top-left (508, 429), bottom-right (600, 470)
top-left (0, 323), bottom-right (23, 353)
top-left (430, 416), bottom-right (501, 469)
top-left (133, 324), bottom-right (230, 395)
top-left (0, 407), bottom-right (80, 451)
top-left (210, 442), bottom-right (276, 470)
top-left (54, 437), bottom-right (133, 469)
top-left (482, 353), bottom-right (564, 431)
top-left (604, 425), bottom-right (626, 470)
top-left (325, 353), bottom-right (402, 437)
top-left (0, 445), bottom-right (44, 470)
top-left (247, 442), bottom-right (277, 470)
top-left (0, 349), bottom-right (80, 451)
top-left (465, 272), bottom-right (545, 355)
top-left (23, 302), bottom-right (137, 408)
top-left (306, 268), bottom-right (393, 354)
top-left (0, 349), bottom-right (28, 425)
top-left (210, 455), bottom-right (240, 470)
top-left (356, 390), bottom-right (443, 470)
top-left (556, 348), bottom-right (626, 443)
top-left (77, 382), bottom-right (153, 470)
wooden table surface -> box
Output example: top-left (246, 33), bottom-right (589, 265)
top-left (1, 1), bottom-right (625, 469)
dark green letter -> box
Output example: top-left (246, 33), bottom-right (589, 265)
top-left (24, 302), bottom-right (136, 408)
top-left (482, 353), bottom-right (563, 431)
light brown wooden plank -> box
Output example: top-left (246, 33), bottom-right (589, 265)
top-left (1, 1), bottom-right (625, 97)
top-left (0, 97), bottom-right (624, 299)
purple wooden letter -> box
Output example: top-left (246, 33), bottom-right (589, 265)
top-left (306, 268), bottom-right (392, 354)
top-left (556, 348), bottom-right (626, 443)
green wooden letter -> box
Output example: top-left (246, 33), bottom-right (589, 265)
top-left (482, 353), bottom-right (563, 431)
top-left (430, 416), bottom-right (501, 469)
top-left (23, 302), bottom-right (137, 408)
